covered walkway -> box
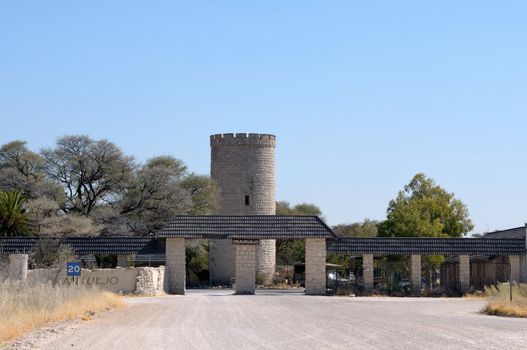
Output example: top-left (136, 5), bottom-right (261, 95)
top-left (1, 216), bottom-right (525, 295)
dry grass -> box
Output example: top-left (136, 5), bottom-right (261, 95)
top-left (482, 283), bottom-right (527, 318)
top-left (0, 280), bottom-right (123, 344)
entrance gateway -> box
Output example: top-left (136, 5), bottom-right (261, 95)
top-left (158, 215), bottom-right (335, 295)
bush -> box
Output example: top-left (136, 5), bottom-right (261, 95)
top-left (30, 238), bottom-right (75, 269)
top-left (482, 283), bottom-right (527, 318)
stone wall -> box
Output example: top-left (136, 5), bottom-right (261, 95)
top-left (305, 239), bottom-right (326, 295)
top-left (135, 266), bottom-right (165, 296)
top-left (209, 133), bottom-right (276, 285)
top-left (26, 266), bottom-right (165, 294)
top-left (235, 244), bottom-right (256, 294)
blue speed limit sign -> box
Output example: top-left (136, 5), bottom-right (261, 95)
top-left (66, 262), bottom-right (81, 276)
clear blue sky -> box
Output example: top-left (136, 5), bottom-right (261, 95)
top-left (1, 1), bottom-right (526, 234)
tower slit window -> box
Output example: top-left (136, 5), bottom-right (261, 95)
top-left (245, 195), bottom-right (250, 206)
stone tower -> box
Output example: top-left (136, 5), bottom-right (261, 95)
top-left (209, 133), bottom-right (276, 285)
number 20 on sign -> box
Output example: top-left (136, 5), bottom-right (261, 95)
top-left (67, 262), bottom-right (81, 277)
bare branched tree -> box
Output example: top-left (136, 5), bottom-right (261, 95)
top-left (41, 135), bottom-right (135, 215)
top-left (0, 141), bottom-right (63, 200)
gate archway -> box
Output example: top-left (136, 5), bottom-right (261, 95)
top-left (157, 215), bottom-right (336, 295)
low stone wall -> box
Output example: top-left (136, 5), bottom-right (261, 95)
top-left (135, 266), bottom-right (165, 296)
top-left (26, 266), bottom-right (165, 295)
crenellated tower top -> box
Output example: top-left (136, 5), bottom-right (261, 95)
top-left (210, 133), bottom-right (276, 147)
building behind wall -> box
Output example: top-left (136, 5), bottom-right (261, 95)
top-left (209, 133), bottom-right (276, 285)
top-left (441, 225), bottom-right (527, 292)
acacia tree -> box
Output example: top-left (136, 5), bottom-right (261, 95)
top-left (0, 141), bottom-right (63, 200)
top-left (41, 135), bottom-right (135, 215)
top-left (118, 156), bottom-right (192, 234)
top-left (180, 174), bottom-right (219, 215)
top-left (25, 197), bottom-right (100, 237)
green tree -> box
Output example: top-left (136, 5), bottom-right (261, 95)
top-left (0, 191), bottom-right (30, 236)
top-left (378, 173), bottom-right (473, 238)
top-left (378, 173), bottom-right (474, 273)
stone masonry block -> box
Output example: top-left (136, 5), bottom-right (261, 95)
top-left (363, 254), bottom-right (374, 291)
top-left (459, 255), bottom-right (470, 293)
top-left (410, 255), bottom-right (421, 294)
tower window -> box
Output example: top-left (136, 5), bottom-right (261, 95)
top-left (245, 195), bottom-right (250, 206)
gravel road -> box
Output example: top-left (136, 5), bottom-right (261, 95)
top-left (36, 289), bottom-right (527, 350)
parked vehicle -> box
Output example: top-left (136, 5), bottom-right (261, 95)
top-left (293, 263), bottom-right (352, 288)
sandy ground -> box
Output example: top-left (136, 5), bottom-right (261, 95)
top-left (10, 289), bottom-right (527, 350)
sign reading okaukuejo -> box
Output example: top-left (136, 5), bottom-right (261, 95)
top-left (232, 239), bottom-right (260, 245)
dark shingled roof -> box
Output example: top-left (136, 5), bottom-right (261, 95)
top-left (0, 237), bottom-right (165, 255)
top-left (157, 215), bottom-right (336, 239)
top-left (483, 226), bottom-right (526, 239)
top-left (327, 237), bottom-right (526, 256)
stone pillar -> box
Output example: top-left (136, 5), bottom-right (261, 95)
top-left (509, 255), bottom-right (521, 283)
top-left (165, 238), bottom-right (186, 295)
top-left (305, 239), bottom-right (326, 295)
top-left (520, 255), bottom-right (527, 283)
top-left (235, 244), bottom-right (257, 294)
top-left (410, 255), bottom-right (421, 294)
top-left (362, 254), bottom-right (374, 292)
top-left (8, 254), bottom-right (28, 282)
top-left (117, 255), bottom-right (128, 268)
top-left (459, 255), bottom-right (470, 293)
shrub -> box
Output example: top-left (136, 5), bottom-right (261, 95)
top-left (482, 283), bottom-right (527, 318)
